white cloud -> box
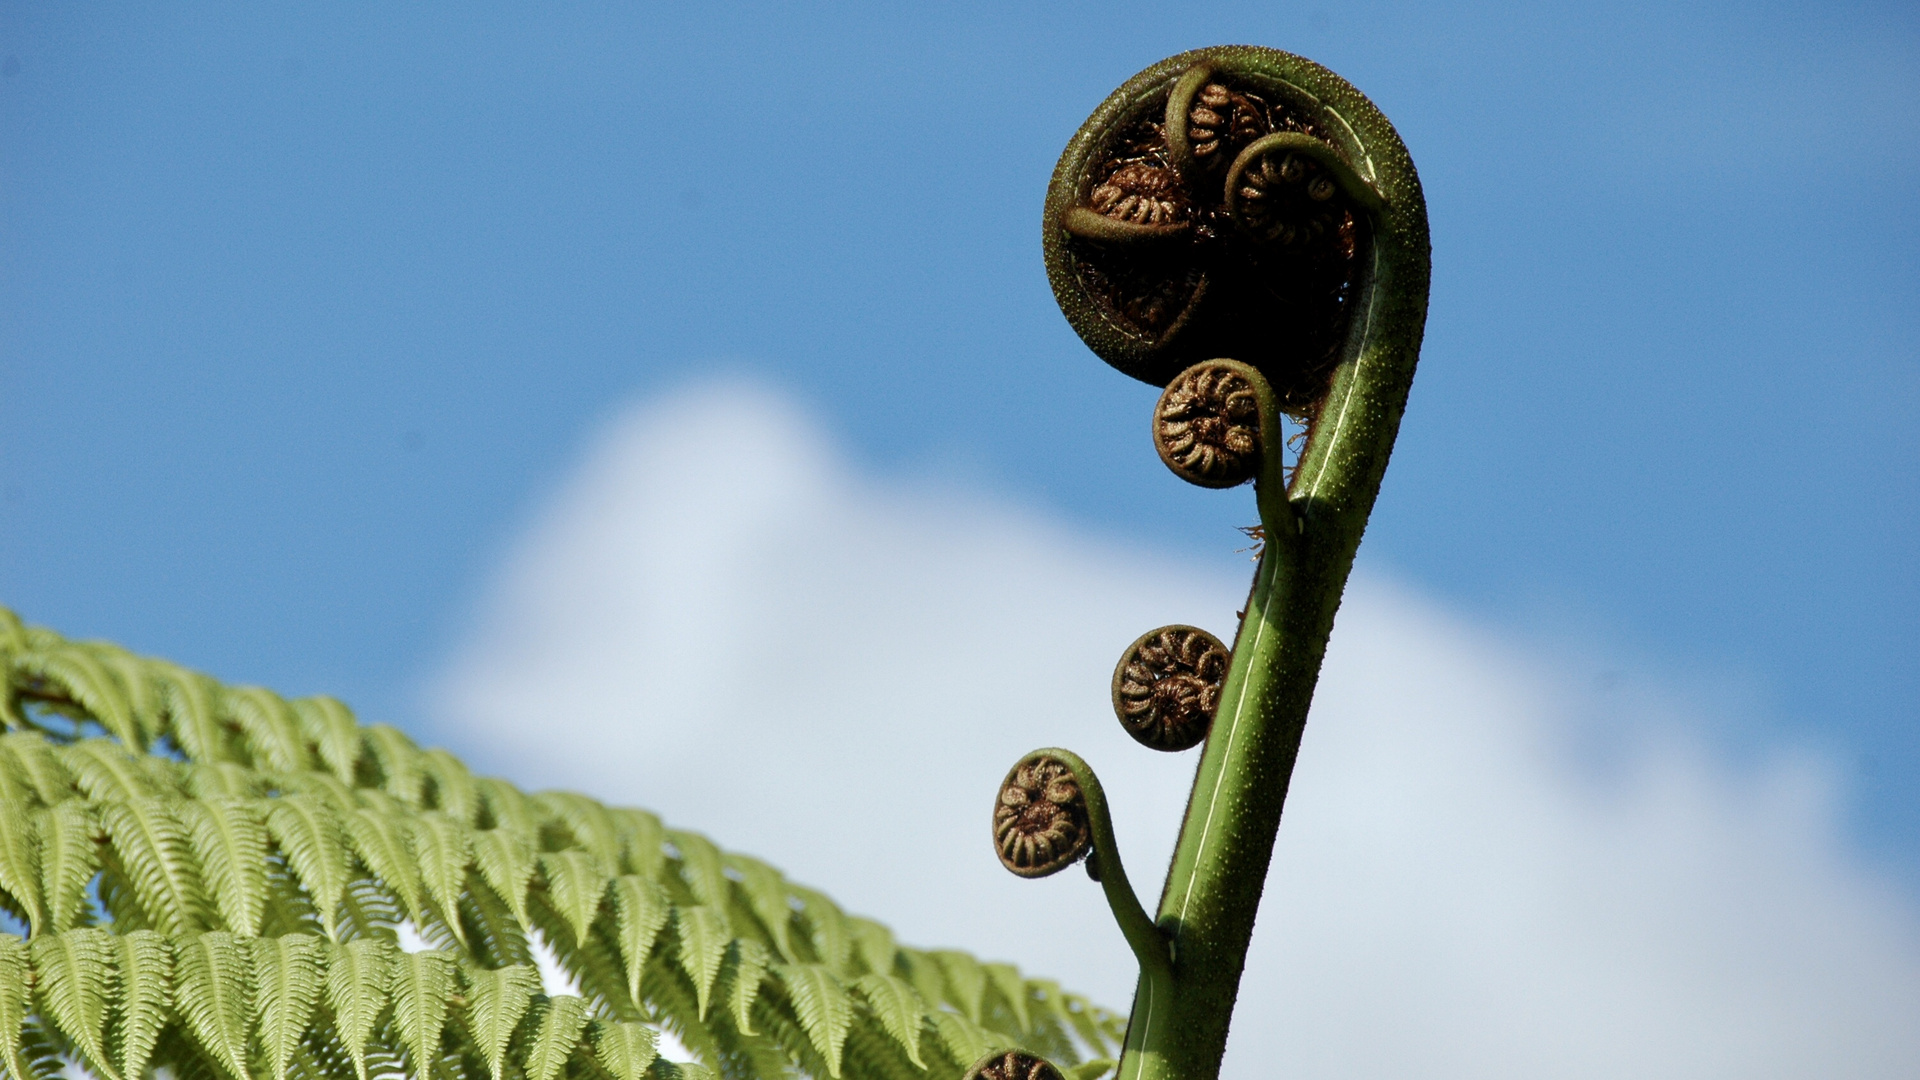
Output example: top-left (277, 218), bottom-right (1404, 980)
top-left (426, 379), bottom-right (1920, 1079)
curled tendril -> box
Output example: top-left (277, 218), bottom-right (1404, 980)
top-left (1154, 361), bottom-right (1262, 487)
top-left (1044, 58), bottom-right (1375, 410)
top-left (1112, 625), bottom-right (1230, 752)
top-left (962, 1051), bottom-right (1065, 1080)
top-left (994, 755), bottom-right (1091, 878)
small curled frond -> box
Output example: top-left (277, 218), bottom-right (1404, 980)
top-left (1153, 361), bottom-right (1264, 488)
top-left (1111, 626), bottom-right (1230, 752)
top-left (993, 756), bottom-right (1090, 879)
top-left (962, 1049), bottom-right (1065, 1080)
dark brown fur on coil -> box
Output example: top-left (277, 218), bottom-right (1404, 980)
top-left (963, 1050), bottom-right (1065, 1080)
top-left (1112, 625), bottom-right (1230, 751)
top-left (993, 757), bottom-right (1091, 878)
top-left (1154, 362), bottom-right (1262, 487)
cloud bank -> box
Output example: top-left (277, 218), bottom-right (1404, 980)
top-left (428, 381), bottom-right (1920, 1079)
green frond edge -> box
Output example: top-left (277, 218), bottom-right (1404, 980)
top-left (0, 607), bottom-right (1127, 1080)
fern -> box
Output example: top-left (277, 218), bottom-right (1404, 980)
top-left (0, 608), bottom-right (1125, 1080)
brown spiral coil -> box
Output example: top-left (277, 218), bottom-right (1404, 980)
top-left (1112, 625), bottom-right (1231, 752)
top-left (992, 755), bottom-right (1092, 879)
top-left (1153, 361), bottom-right (1263, 488)
top-left (962, 1051), bottom-right (1065, 1080)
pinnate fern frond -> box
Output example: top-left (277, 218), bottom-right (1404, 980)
top-left (0, 607), bottom-right (1128, 1080)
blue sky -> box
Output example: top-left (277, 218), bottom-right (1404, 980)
top-left (2, 0), bottom-right (1916, 890)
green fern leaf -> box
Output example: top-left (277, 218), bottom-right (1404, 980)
top-left (723, 856), bottom-right (795, 962)
top-left (775, 963), bottom-right (853, 1078)
top-left (289, 697), bottom-right (363, 784)
top-left (792, 887), bottom-right (853, 975)
top-left (610, 875), bottom-right (670, 1005)
top-left (472, 828), bottom-right (537, 925)
top-left (927, 1011), bottom-right (996, 1071)
top-left (185, 762), bottom-right (263, 800)
top-left (673, 906), bottom-right (730, 1020)
top-left (31, 927), bottom-right (120, 1080)
top-left (983, 963), bottom-right (1031, 1035)
top-left (390, 948), bottom-right (457, 1080)
top-left (537, 793), bottom-right (623, 869)
top-left (523, 995), bottom-right (590, 1080)
top-left (342, 807), bottom-right (426, 925)
top-left (410, 814), bottom-right (472, 946)
top-left (252, 933), bottom-right (325, 1080)
top-left (362, 725), bottom-right (425, 807)
top-left (181, 797), bottom-right (269, 937)
top-left (931, 951), bottom-right (987, 1024)
top-left (608, 809), bottom-right (665, 882)
top-left (1066, 1060), bottom-right (1117, 1080)
top-left (462, 963), bottom-right (538, 1080)
top-left (175, 930), bottom-right (255, 1080)
top-left (112, 929), bottom-right (173, 1080)
top-left (225, 687), bottom-right (311, 774)
top-left (153, 664), bottom-right (231, 764)
top-left (851, 975), bottom-right (928, 1068)
top-left (325, 937), bottom-right (394, 1080)
top-left (418, 750), bottom-right (478, 825)
top-left (100, 796), bottom-right (204, 936)
top-left (588, 1019), bottom-right (658, 1080)
top-left (0, 799), bottom-right (45, 930)
top-left (61, 740), bottom-right (163, 803)
top-left (38, 800), bottom-right (100, 933)
top-left (18, 646), bottom-right (141, 749)
top-left (264, 795), bottom-right (350, 941)
top-left (846, 919), bottom-right (897, 980)
top-left (721, 938), bottom-right (771, 1036)
top-left (539, 851), bottom-right (610, 949)
top-left (475, 779), bottom-right (538, 836)
top-left (666, 832), bottom-right (728, 912)
top-left (1, 732), bottom-right (74, 806)
top-left (0, 935), bottom-right (39, 1080)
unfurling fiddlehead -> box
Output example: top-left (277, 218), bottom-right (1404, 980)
top-left (1111, 626), bottom-right (1230, 752)
top-left (963, 1050), bottom-right (1065, 1080)
top-left (998, 44), bottom-right (1430, 1080)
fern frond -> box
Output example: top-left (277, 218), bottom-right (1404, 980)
top-left (324, 937), bottom-right (394, 1080)
top-left (15, 646), bottom-right (142, 749)
top-left (181, 797), bottom-right (270, 937)
top-left (1, 733), bottom-right (73, 807)
top-left (0, 799), bottom-right (45, 929)
top-left (252, 933), bottom-right (325, 1080)
top-left (523, 995), bottom-right (590, 1080)
top-left (665, 832), bottom-right (727, 913)
top-left (474, 779), bottom-right (537, 836)
top-left (290, 698), bottom-right (363, 785)
top-left (61, 740), bottom-right (163, 803)
top-left (38, 800), bottom-right (99, 933)
top-left (362, 726), bottom-right (425, 808)
top-left (99, 796), bottom-right (204, 936)
top-left (0, 935), bottom-right (37, 1080)
top-left (225, 687), bottom-right (312, 774)
top-left (537, 793), bottom-right (623, 869)
top-left (418, 751), bottom-right (478, 825)
top-left (409, 814), bottom-right (472, 947)
top-left (608, 809), bottom-right (665, 882)
top-left (930, 952), bottom-right (986, 1025)
top-left (342, 808), bottom-right (425, 926)
top-left (850, 975), bottom-right (927, 1068)
top-left (845, 920), bottom-right (896, 981)
top-left (673, 906), bottom-right (729, 1020)
top-left (926, 1011), bottom-right (997, 1073)
top-left (722, 856), bottom-right (795, 963)
top-left (539, 852), bottom-right (610, 950)
top-left (471, 828), bottom-right (536, 927)
top-left (112, 928), bottom-right (173, 1080)
top-left (791, 889), bottom-right (852, 976)
top-left (175, 930), bottom-right (255, 1080)
top-left (31, 927), bottom-right (120, 1079)
top-left (982, 964), bottom-right (1031, 1037)
top-left (265, 796), bottom-right (350, 941)
top-left (720, 938), bottom-right (771, 1036)
top-left (588, 1020), bottom-right (658, 1080)
top-left (461, 964), bottom-right (538, 1080)
top-left (389, 949), bottom-right (456, 1080)
top-left (610, 876), bottom-right (669, 1006)
top-left (153, 665), bottom-right (233, 765)
top-left (774, 964), bottom-right (854, 1078)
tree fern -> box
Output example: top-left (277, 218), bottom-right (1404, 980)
top-left (0, 608), bottom-right (1124, 1080)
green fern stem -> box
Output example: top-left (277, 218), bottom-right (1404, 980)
top-left (1044, 46), bottom-right (1431, 1080)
